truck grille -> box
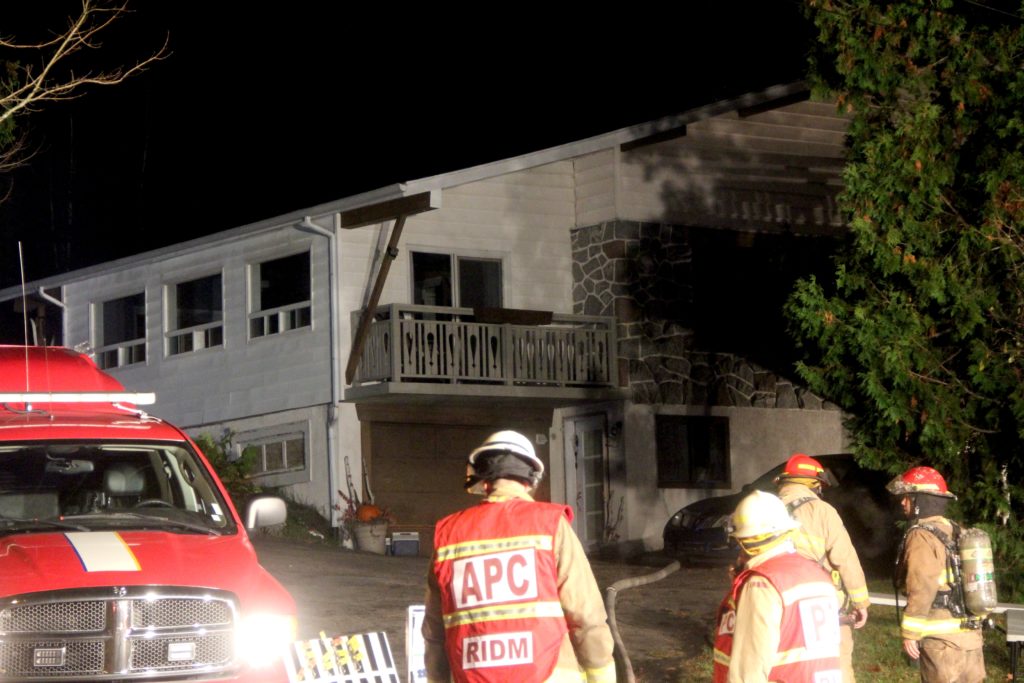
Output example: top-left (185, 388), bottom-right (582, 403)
top-left (0, 587), bottom-right (238, 681)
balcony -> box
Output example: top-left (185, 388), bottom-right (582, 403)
top-left (344, 304), bottom-right (623, 406)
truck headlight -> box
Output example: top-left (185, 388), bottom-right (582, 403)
top-left (236, 613), bottom-right (298, 668)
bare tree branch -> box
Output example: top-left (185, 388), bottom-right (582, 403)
top-left (0, 1), bottom-right (168, 158)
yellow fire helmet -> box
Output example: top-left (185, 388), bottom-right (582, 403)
top-left (729, 490), bottom-right (800, 556)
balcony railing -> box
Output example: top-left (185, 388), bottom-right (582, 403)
top-left (350, 304), bottom-right (617, 388)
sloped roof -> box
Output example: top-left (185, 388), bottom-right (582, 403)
top-left (1, 81), bottom-right (820, 297)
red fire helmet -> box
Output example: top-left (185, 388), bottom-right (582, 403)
top-left (886, 465), bottom-right (956, 499)
top-left (775, 453), bottom-right (831, 486)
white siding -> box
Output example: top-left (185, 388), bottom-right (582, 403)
top-left (61, 228), bottom-right (332, 428)
top-left (336, 161), bottom-right (577, 324)
top-left (574, 149), bottom-right (617, 227)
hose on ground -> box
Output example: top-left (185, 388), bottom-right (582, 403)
top-left (604, 560), bottom-right (681, 683)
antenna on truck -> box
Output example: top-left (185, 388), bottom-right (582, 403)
top-left (18, 241), bottom-right (30, 390)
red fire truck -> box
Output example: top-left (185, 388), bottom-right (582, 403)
top-left (0, 346), bottom-right (297, 682)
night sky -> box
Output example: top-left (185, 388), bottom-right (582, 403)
top-left (0, 1), bottom-right (814, 289)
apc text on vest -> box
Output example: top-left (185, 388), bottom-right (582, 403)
top-left (453, 549), bottom-right (538, 609)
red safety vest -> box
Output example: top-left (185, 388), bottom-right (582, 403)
top-left (433, 499), bottom-right (571, 683)
top-left (713, 552), bottom-right (842, 683)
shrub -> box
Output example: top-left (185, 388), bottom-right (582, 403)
top-left (194, 430), bottom-right (262, 511)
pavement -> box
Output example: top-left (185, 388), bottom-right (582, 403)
top-left (252, 536), bottom-right (729, 682)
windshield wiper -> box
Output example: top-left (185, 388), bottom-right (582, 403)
top-left (62, 512), bottom-right (224, 536)
top-left (0, 517), bottom-right (91, 533)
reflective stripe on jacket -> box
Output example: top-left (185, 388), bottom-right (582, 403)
top-left (898, 517), bottom-right (982, 646)
top-left (778, 482), bottom-right (871, 610)
top-left (713, 551), bottom-right (842, 683)
top-left (434, 498), bottom-right (571, 682)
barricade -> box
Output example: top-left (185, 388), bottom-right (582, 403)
top-left (285, 631), bottom-right (399, 683)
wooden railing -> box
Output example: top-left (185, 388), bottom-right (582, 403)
top-left (350, 304), bottom-right (617, 388)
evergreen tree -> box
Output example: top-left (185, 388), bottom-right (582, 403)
top-left (788, 0), bottom-right (1024, 594)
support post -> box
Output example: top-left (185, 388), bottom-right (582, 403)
top-left (346, 215), bottom-right (406, 385)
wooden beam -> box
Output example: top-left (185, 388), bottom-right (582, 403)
top-left (345, 215), bottom-right (407, 384)
top-left (338, 192), bottom-right (436, 229)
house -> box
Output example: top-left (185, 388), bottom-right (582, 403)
top-left (0, 82), bottom-right (850, 554)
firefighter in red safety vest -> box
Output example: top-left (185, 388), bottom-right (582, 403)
top-left (887, 466), bottom-right (985, 683)
top-left (775, 453), bottom-right (870, 682)
top-left (422, 430), bottom-right (616, 683)
top-left (713, 490), bottom-right (842, 683)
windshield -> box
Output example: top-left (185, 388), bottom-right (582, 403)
top-left (0, 441), bottom-right (236, 535)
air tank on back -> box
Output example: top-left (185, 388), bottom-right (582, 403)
top-left (960, 527), bottom-right (998, 617)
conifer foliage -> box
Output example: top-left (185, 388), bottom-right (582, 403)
top-left (788, 0), bottom-right (1024, 593)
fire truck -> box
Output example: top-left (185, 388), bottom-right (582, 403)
top-left (0, 346), bottom-right (296, 682)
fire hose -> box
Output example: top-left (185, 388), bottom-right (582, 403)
top-left (603, 560), bottom-right (681, 683)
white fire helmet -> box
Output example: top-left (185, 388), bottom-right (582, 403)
top-left (465, 430), bottom-right (544, 494)
top-left (729, 490), bottom-right (800, 556)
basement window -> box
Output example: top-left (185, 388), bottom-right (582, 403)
top-left (236, 426), bottom-right (308, 487)
top-left (249, 252), bottom-right (312, 339)
top-left (655, 415), bottom-right (730, 488)
top-left (166, 274), bottom-right (223, 355)
top-left (95, 292), bottom-right (146, 369)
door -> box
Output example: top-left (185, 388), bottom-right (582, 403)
top-left (564, 415), bottom-right (607, 549)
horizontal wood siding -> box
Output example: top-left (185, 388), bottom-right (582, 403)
top-left (61, 229), bottom-right (332, 427)
top-left (574, 149), bottom-right (617, 227)
top-left (337, 161), bottom-right (576, 325)
top-left (617, 101), bottom-right (849, 234)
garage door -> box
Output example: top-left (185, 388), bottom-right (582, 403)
top-left (365, 421), bottom-right (551, 555)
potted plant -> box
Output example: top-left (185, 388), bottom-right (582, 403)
top-left (336, 490), bottom-right (395, 554)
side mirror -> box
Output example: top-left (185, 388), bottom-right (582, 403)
top-left (245, 496), bottom-right (287, 530)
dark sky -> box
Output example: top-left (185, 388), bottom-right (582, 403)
top-left (0, 2), bottom-right (814, 288)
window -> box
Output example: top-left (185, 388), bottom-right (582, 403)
top-left (0, 290), bottom-right (63, 346)
top-left (0, 442), bottom-right (235, 533)
top-left (411, 251), bottom-right (502, 309)
top-left (166, 274), bottom-right (223, 355)
top-left (96, 292), bottom-right (146, 369)
top-left (241, 431), bottom-right (306, 479)
top-left (249, 252), bottom-right (311, 338)
top-left (655, 415), bottom-right (730, 488)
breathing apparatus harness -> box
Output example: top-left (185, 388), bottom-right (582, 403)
top-left (786, 495), bottom-right (852, 615)
top-left (893, 520), bottom-right (995, 631)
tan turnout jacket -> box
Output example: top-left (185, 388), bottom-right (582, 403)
top-left (777, 482), bottom-right (870, 610)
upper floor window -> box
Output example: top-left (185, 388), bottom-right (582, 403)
top-left (0, 289), bottom-right (64, 347)
top-left (411, 251), bottom-right (502, 309)
top-left (249, 252), bottom-right (311, 339)
top-left (96, 292), bottom-right (146, 369)
top-left (166, 274), bottom-right (223, 356)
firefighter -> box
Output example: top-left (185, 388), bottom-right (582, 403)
top-left (775, 453), bottom-right (870, 682)
top-left (422, 430), bottom-right (616, 683)
top-left (887, 466), bottom-right (985, 683)
top-left (713, 490), bottom-right (841, 683)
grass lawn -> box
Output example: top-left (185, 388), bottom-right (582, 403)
top-left (848, 605), bottom-right (1009, 682)
top-left (674, 583), bottom-right (1012, 682)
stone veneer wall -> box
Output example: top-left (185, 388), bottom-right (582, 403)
top-left (571, 220), bottom-right (834, 410)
